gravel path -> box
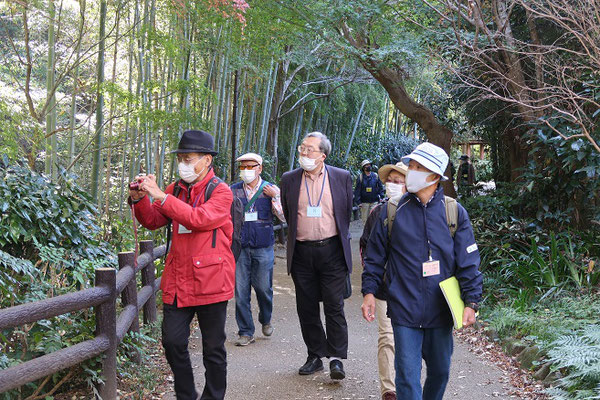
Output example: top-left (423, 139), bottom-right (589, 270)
top-left (162, 220), bottom-right (519, 399)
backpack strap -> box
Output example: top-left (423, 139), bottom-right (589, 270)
top-left (204, 177), bottom-right (222, 248)
top-left (165, 180), bottom-right (183, 255)
top-left (384, 197), bottom-right (399, 240)
top-left (444, 196), bottom-right (458, 237)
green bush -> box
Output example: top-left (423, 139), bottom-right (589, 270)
top-left (546, 324), bottom-right (600, 399)
top-left (0, 160), bottom-right (117, 397)
top-left (473, 159), bottom-right (493, 182)
top-left (467, 183), bottom-right (600, 400)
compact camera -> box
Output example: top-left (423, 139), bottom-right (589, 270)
top-left (129, 178), bottom-right (143, 191)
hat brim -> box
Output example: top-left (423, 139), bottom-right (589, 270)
top-left (171, 148), bottom-right (218, 155)
top-left (402, 154), bottom-right (449, 181)
top-left (378, 164), bottom-right (407, 182)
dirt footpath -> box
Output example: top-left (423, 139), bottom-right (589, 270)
top-left (162, 220), bottom-right (522, 399)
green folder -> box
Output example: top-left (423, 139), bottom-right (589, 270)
top-left (439, 276), bottom-right (464, 330)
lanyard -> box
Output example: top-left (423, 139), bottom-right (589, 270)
top-left (304, 166), bottom-right (327, 207)
top-left (244, 180), bottom-right (268, 212)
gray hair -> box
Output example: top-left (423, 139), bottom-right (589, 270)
top-left (305, 131), bottom-right (332, 156)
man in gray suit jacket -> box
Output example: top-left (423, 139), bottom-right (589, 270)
top-left (280, 132), bottom-right (353, 380)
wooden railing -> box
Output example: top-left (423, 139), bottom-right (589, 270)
top-left (0, 208), bottom-right (359, 398)
top-left (0, 240), bottom-right (164, 399)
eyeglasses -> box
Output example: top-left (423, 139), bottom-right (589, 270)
top-left (297, 145), bottom-right (321, 155)
top-left (239, 164), bottom-right (260, 170)
top-left (177, 156), bottom-right (201, 163)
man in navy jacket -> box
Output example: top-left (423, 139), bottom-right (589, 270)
top-left (361, 143), bottom-right (483, 400)
top-left (354, 159), bottom-right (384, 223)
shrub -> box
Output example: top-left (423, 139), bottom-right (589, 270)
top-left (0, 160), bottom-right (116, 397)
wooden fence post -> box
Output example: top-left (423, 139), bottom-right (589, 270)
top-left (118, 251), bottom-right (140, 363)
top-left (139, 240), bottom-right (157, 324)
top-left (95, 267), bottom-right (117, 400)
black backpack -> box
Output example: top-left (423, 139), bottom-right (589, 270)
top-left (166, 178), bottom-right (244, 261)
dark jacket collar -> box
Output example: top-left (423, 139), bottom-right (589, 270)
top-left (408, 185), bottom-right (445, 207)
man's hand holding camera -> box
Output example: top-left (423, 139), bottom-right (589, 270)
top-left (129, 175), bottom-right (166, 202)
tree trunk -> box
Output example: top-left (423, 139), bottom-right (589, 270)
top-left (288, 106), bottom-right (304, 171)
top-left (45, 0), bottom-right (57, 178)
top-left (243, 81), bottom-right (259, 153)
top-left (230, 70), bottom-right (240, 181)
top-left (68, 0), bottom-right (86, 165)
top-left (344, 99), bottom-right (366, 163)
top-left (119, 2), bottom-right (136, 216)
top-left (259, 60), bottom-right (277, 153)
top-left (90, 0), bottom-right (107, 203)
top-left (103, 9), bottom-right (120, 219)
top-left (340, 26), bottom-right (456, 196)
top-left (504, 128), bottom-right (529, 182)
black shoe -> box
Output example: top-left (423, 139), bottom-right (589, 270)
top-left (329, 359), bottom-right (345, 380)
top-left (298, 356), bottom-right (323, 375)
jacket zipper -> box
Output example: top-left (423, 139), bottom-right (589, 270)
top-left (419, 202), bottom-right (429, 328)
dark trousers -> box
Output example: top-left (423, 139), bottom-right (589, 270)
top-left (162, 299), bottom-right (228, 400)
top-left (291, 237), bottom-right (348, 359)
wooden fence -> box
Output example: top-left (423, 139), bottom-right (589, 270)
top-left (0, 240), bottom-right (163, 399)
top-left (0, 207), bottom-right (358, 398)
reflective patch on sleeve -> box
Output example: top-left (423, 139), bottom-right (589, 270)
top-left (466, 243), bottom-right (478, 254)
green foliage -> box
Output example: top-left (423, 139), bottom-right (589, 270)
top-left (0, 161), bottom-right (116, 398)
top-left (546, 325), bottom-right (600, 398)
top-left (469, 184), bottom-right (600, 400)
top-left (484, 293), bottom-right (600, 345)
top-left (517, 128), bottom-right (600, 229)
top-left (330, 132), bottom-right (421, 178)
top-left (473, 159), bottom-right (493, 182)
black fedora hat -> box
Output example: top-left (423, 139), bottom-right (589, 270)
top-left (171, 130), bottom-right (218, 155)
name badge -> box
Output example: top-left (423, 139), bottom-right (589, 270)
top-left (366, 187), bottom-right (372, 192)
top-left (422, 260), bottom-right (440, 277)
top-left (245, 211), bottom-right (258, 222)
top-left (307, 206), bottom-right (322, 218)
top-left (178, 224), bottom-right (192, 234)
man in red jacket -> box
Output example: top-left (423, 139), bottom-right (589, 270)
top-left (129, 130), bottom-right (234, 400)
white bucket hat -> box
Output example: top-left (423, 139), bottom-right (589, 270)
top-left (360, 159), bottom-right (372, 168)
top-left (402, 143), bottom-right (449, 181)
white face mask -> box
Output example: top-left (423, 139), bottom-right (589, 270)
top-left (405, 170), bottom-right (438, 193)
top-left (240, 169), bottom-right (257, 184)
top-left (385, 182), bottom-right (405, 200)
top-left (178, 157), bottom-right (204, 183)
top-left (299, 156), bottom-right (319, 171)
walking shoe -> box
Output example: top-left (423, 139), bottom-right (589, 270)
top-left (235, 335), bottom-right (255, 346)
top-left (262, 323), bottom-right (274, 336)
top-left (329, 359), bottom-right (345, 380)
top-left (382, 391), bottom-right (397, 400)
top-left (298, 356), bottom-right (323, 375)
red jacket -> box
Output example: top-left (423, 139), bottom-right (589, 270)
top-left (133, 170), bottom-right (235, 307)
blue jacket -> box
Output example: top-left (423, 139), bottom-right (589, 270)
top-left (354, 172), bottom-right (384, 204)
top-left (362, 187), bottom-right (483, 328)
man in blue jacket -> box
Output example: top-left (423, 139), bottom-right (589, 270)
top-left (361, 143), bottom-right (483, 400)
top-left (354, 159), bottom-right (384, 223)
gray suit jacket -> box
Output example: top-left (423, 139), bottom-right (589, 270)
top-left (280, 165), bottom-right (353, 274)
